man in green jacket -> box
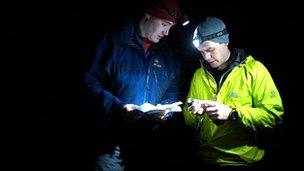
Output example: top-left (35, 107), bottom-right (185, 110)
top-left (183, 17), bottom-right (284, 170)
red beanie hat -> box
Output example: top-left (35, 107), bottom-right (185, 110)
top-left (146, 0), bottom-right (181, 23)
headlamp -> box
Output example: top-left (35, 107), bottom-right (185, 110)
top-left (157, 2), bottom-right (190, 26)
top-left (180, 14), bottom-right (189, 26)
top-left (192, 27), bottom-right (202, 48)
top-left (192, 27), bottom-right (228, 48)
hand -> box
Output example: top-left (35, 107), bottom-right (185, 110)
top-left (202, 100), bottom-right (232, 120)
top-left (123, 104), bottom-right (139, 112)
top-left (146, 110), bottom-right (167, 124)
top-left (187, 98), bottom-right (208, 115)
top-left (121, 104), bottom-right (143, 124)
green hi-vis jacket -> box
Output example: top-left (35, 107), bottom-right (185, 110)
top-left (183, 50), bottom-right (284, 166)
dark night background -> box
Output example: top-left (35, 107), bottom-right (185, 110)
top-left (1, 0), bottom-right (303, 170)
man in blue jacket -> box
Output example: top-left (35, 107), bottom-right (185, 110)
top-left (84, 1), bottom-right (188, 170)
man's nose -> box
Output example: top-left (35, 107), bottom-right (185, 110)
top-left (163, 29), bottom-right (169, 36)
top-left (202, 52), bottom-right (210, 60)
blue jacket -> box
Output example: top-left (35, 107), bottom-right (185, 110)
top-left (85, 20), bottom-right (181, 117)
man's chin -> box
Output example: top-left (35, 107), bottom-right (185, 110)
top-left (210, 64), bottom-right (219, 69)
top-left (209, 63), bottom-right (216, 67)
top-left (152, 39), bottom-right (159, 43)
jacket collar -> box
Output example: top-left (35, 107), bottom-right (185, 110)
top-left (229, 48), bottom-right (247, 68)
top-left (203, 48), bottom-right (247, 72)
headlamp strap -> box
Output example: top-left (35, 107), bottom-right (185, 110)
top-left (201, 29), bottom-right (228, 41)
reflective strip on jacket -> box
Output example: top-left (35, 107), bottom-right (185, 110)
top-left (183, 55), bottom-right (284, 166)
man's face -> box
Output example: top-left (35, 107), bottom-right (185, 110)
top-left (145, 17), bottom-right (174, 43)
top-left (197, 41), bottom-right (230, 70)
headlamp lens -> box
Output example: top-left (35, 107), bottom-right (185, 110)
top-left (192, 35), bottom-right (202, 48)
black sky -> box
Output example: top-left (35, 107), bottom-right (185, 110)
top-left (2, 0), bottom-right (303, 170)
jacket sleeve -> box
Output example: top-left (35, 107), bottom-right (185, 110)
top-left (183, 70), bottom-right (202, 128)
top-left (237, 61), bottom-right (284, 131)
top-left (84, 33), bottom-right (126, 117)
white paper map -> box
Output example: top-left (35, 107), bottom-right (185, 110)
top-left (136, 101), bottom-right (183, 115)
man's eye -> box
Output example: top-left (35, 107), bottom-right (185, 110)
top-left (162, 23), bottom-right (168, 27)
top-left (207, 49), bottom-right (215, 53)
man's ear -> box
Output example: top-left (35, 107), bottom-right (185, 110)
top-left (143, 13), bottom-right (152, 22)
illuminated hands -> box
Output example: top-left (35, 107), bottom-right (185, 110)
top-left (187, 98), bottom-right (208, 115)
top-left (122, 102), bottom-right (183, 124)
top-left (123, 104), bottom-right (139, 112)
top-left (122, 104), bottom-right (143, 124)
top-left (187, 98), bottom-right (232, 120)
top-left (137, 101), bottom-right (183, 120)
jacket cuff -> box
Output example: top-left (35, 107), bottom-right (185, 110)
top-left (228, 107), bottom-right (239, 121)
top-left (115, 98), bottom-right (127, 110)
